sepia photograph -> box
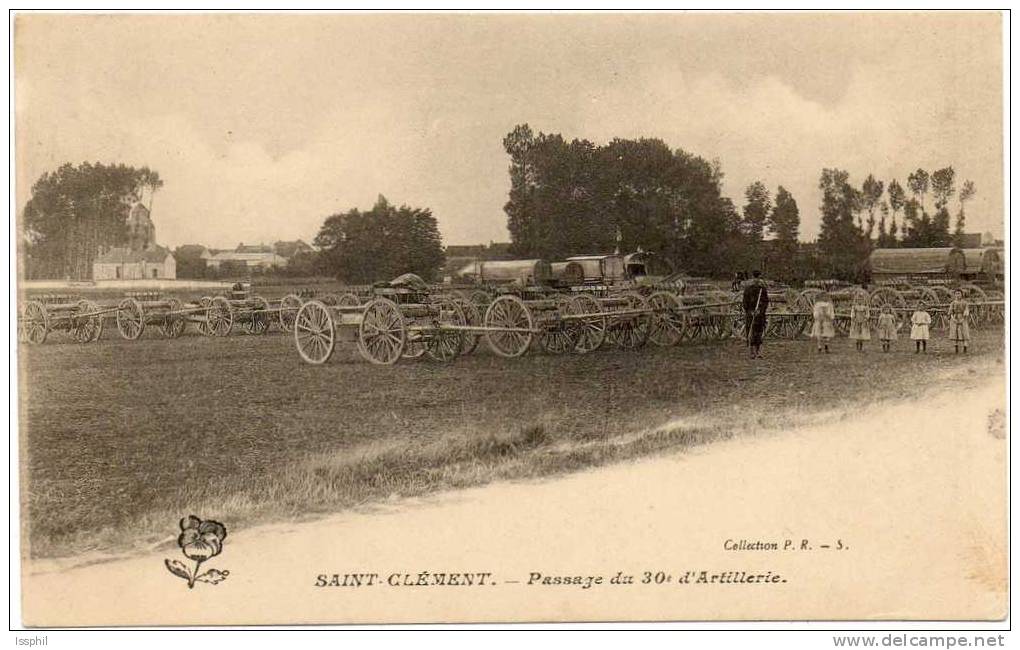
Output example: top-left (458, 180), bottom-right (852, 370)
top-left (10, 10), bottom-right (1009, 632)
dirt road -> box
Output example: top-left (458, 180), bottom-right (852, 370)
top-left (22, 370), bottom-right (1006, 625)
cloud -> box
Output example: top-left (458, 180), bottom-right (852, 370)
top-left (16, 13), bottom-right (1003, 251)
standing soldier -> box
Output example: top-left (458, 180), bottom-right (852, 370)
top-left (742, 270), bottom-right (770, 359)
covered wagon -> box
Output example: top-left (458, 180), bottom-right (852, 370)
top-left (868, 247), bottom-right (966, 281)
top-left (455, 259), bottom-right (554, 286)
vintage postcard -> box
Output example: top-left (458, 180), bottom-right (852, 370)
top-left (13, 11), bottom-right (1007, 627)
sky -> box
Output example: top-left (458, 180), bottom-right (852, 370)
top-left (15, 12), bottom-right (1004, 250)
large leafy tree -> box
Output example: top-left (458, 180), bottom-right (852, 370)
top-left (22, 162), bottom-right (163, 279)
top-left (314, 195), bottom-right (444, 283)
top-left (502, 125), bottom-right (742, 275)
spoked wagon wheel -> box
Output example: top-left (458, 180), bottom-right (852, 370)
top-left (278, 294), bottom-right (303, 332)
top-left (337, 292), bottom-right (361, 307)
top-left (424, 298), bottom-right (466, 362)
top-left (539, 297), bottom-right (577, 354)
top-left (196, 297), bottom-right (213, 336)
top-left (116, 298), bottom-right (145, 340)
top-left (207, 297), bottom-right (234, 337)
top-left (869, 287), bottom-right (906, 333)
top-left (456, 298), bottom-right (483, 355)
top-left (929, 286), bottom-right (954, 332)
top-left (22, 301), bottom-right (50, 345)
top-left (470, 290), bottom-right (492, 309)
top-left (606, 292), bottom-right (650, 349)
top-left (484, 295), bottom-right (534, 358)
top-left (71, 300), bottom-right (104, 343)
top-left (401, 316), bottom-right (428, 360)
top-left (646, 291), bottom-right (685, 347)
top-left (568, 294), bottom-right (607, 354)
top-left (682, 303), bottom-right (710, 341)
top-left (959, 283), bottom-right (987, 328)
top-left (243, 296), bottom-right (271, 335)
top-left (158, 298), bottom-right (186, 339)
top-left (358, 298), bottom-right (407, 365)
top-left (294, 300), bottom-right (336, 365)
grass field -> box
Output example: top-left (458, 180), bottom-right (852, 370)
top-left (19, 325), bottom-right (1005, 560)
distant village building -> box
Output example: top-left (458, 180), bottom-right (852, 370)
top-left (274, 239), bottom-right (315, 259)
top-left (92, 203), bottom-right (177, 280)
top-left (202, 242), bottom-right (288, 270)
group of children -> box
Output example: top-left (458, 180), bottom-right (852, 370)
top-left (809, 288), bottom-right (972, 354)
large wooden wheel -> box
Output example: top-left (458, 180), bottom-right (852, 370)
top-left (278, 294), bottom-right (303, 332)
top-left (195, 297), bottom-right (213, 336)
top-left (798, 288), bottom-right (824, 309)
top-left (930, 286), bottom-right (953, 332)
top-left (207, 297), bottom-right (234, 337)
top-left (294, 300), bottom-right (336, 365)
top-left (539, 297), bottom-right (577, 354)
top-left (484, 295), bottom-right (534, 358)
top-left (646, 291), bottom-right (685, 347)
top-left (470, 290), bottom-right (492, 308)
top-left (424, 298), bottom-right (466, 362)
top-left (68, 300), bottom-right (103, 343)
top-left (567, 293), bottom-right (606, 354)
top-left (243, 296), bottom-right (271, 335)
top-left (21, 301), bottom-right (49, 345)
top-left (868, 287), bottom-right (906, 332)
top-left (606, 291), bottom-right (650, 349)
top-left (158, 298), bottom-right (186, 339)
top-left (456, 298), bottom-right (483, 355)
top-left (116, 298), bottom-right (145, 340)
top-left (358, 298), bottom-right (407, 365)
top-left (337, 292), bottom-right (362, 307)
top-left (681, 301), bottom-right (711, 341)
top-left (847, 287), bottom-right (870, 305)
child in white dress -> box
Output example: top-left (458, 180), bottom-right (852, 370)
top-left (910, 309), bottom-right (931, 354)
top-left (810, 290), bottom-right (836, 353)
top-left (875, 305), bottom-right (898, 353)
top-left (848, 297), bottom-right (871, 352)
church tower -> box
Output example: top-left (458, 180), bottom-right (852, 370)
top-left (126, 203), bottom-right (156, 251)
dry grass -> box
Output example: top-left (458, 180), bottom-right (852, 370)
top-left (19, 326), bottom-right (1004, 560)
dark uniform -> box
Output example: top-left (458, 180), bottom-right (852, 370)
top-left (741, 278), bottom-right (769, 356)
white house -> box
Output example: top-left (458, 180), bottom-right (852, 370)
top-left (93, 246), bottom-right (177, 280)
top-left (203, 250), bottom-right (288, 270)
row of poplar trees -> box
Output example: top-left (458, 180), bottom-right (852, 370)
top-left (818, 167), bottom-right (977, 280)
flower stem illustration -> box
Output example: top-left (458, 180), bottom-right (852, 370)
top-left (165, 515), bottom-right (230, 588)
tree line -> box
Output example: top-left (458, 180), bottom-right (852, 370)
top-left (21, 162), bottom-right (162, 280)
top-left (19, 150), bottom-right (979, 287)
top-left (817, 166), bottom-right (977, 280)
top-left (502, 123), bottom-right (806, 281)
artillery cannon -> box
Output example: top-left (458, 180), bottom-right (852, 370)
top-left (19, 295), bottom-right (108, 344)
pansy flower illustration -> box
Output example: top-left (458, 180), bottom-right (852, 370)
top-left (165, 515), bottom-right (230, 588)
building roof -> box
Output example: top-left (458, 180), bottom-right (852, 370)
top-left (210, 251), bottom-right (288, 264)
top-left (235, 243), bottom-right (274, 254)
top-left (95, 245), bottom-right (173, 264)
top-left (274, 240), bottom-right (314, 258)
